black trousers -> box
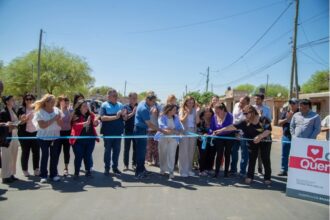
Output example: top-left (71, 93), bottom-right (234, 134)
top-left (59, 130), bottom-right (71, 165)
top-left (214, 137), bottom-right (233, 175)
top-left (247, 141), bottom-right (272, 180)
top-left (19, 131), bottom-right (40, 171)
top-left (123, 130), bottom-right (137, 167)
top-left (197, 139), bottom-right (216, 172)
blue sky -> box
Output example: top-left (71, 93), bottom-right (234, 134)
top-left (0, 0), bottom-right (328, 101)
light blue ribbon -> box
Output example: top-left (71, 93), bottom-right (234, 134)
top-left (7, 132), bottom-right (292, 145)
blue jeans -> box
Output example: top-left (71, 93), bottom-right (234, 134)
top-left (134, 126), bottom-right (147, 176)
top-left (230, 139), bottom-right (249, 175)
top-left (103, 138), bottom-right (121, 171)
top-left (38, 139), bottom-right (61, 178)
top-left (73, 139), bottom-right (95, 175)
top-left (281, 136), bottom-right (291, 172)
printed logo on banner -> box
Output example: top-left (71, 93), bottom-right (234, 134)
top-left (307, 145), bottom-right (323, 161)
top-left (289, 145), bottom-right (330, 174)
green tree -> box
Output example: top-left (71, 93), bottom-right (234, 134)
top-left (89, 86), bottom-right (113, 96)
top-left (3, 46), bottom-right (95, 98)
top-left (301, 70), bottom-right (330, 93)
top-left (256, 84), bottom-right (288, 98)
top-left (185, 91), bottom-right (217, 106)
top-left (234, 84), bottom-right (256, 94)
top-left (138, 91), bottom-right (148, 101)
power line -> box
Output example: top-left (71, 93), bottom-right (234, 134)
top-left (213, 9), bottom-right (328, 76)
top-left (214, 51), bottom-right (291, 88)
top-left (219, 1), bottom-right (293, 72)
top-left (128, 0), bottom-right (287, 34)
top-left (299, 50), bottom-right (329, 68)
top-left (300, 22), bottom-right (328, 65)
top-left (213, 36), bottom-right (329, 88)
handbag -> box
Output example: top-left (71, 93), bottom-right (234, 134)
top-left (0, 125), bottom-right (10, 148)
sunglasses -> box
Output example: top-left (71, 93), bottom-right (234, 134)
top-left (25, 98), bottom-right (34, 101)
top-left (243, 111), bottom-right (252, 115)
top-left (64, 99), bottom-right (69, 102)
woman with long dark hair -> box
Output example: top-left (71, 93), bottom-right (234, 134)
top-left (214, 105), bottom-right (272, 185)
top-left (70, 99), bottom-right (99, 178)
top-left (210, 103), bottom-right (235, 178)
top-left (17, 93), bottom-right (40, 177)
top-left (196, 106), bottom-right (215, 176)
top-left (0, 95), bottom-right (20, 183)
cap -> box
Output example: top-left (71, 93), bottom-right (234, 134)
top-left (1, 95), bottom-right (13, 104)
top-left (289, 98), bottom-right (298, 104)
top-left (300, 99), bottom-right (311, 106)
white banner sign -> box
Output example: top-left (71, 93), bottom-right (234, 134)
top-left (286, 137), bottom-right (330, 204)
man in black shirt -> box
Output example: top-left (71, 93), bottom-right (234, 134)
top-left (277, 98), bottom-right (299, 176)
top-left (123, 92), bottom-right (138, 170)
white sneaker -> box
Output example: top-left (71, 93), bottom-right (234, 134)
top-left (40, 178), bottom-right (47, 183)
top-left (188, 171), bottom-right (196, 177)
top-left (52, 176), bottom-right (61, 182)
top-left (23, 171), bottom-right (30, 177)
top-left (169, 173), bottom-right (175, 180)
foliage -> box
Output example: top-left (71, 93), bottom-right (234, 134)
top-left (185, 91), bottom-right (217, 106)
top-left (301, 70), bottom-right (329, 93)
top-left (256, 83), bottom-right (288, 98)
top-left (2, 46), bottom-right (95, 99)
top-left (234, 84), bottom-right (256, 94)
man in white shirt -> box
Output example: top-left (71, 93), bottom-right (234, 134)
top-left (230, 96), bottom-right (250, 176)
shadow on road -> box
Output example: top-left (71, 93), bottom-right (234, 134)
top-left (0, 170), bottom-right (289, 197)
top-left (48, 171), bottom-right (123, 193)
top-left (0, 189), bottom-right (8, 202)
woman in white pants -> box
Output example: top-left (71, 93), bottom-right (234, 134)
top-left (155, 104), bottom-right (183, 179)
top-left (178, 96), bottom-right (200, 177)
top-left (0, 95), bottom-right (20, 184)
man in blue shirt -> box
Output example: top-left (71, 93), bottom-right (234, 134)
top-left (253, 93), bottom-right (272, 121)
top-left (134, 92), bottom-right (163, 179)
top-left (100, 89), bottom-right (127, 175)
top-left (290, 99), bottom-right (321, 139)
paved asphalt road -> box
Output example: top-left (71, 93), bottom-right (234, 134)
top-left (0, 137), bottom-right (328, 220)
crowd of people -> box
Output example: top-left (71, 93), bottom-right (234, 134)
top-left (0, 88), bottom-right (328, 186)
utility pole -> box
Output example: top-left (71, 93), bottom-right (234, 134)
top-left (206, 66), bottom-right (210, 92)
top-left (294, 58), bottom-right (299, 98)
top-left (185, 85), bottom-right (188, 95)
top-left (124, 80), bottom-right (127, 97)
top-left (37, 29), bottom-right (43, 99)
top-left (265, 74), bottom-right (269, 96)
top-left (289, 0), bottom-right (299, 99)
